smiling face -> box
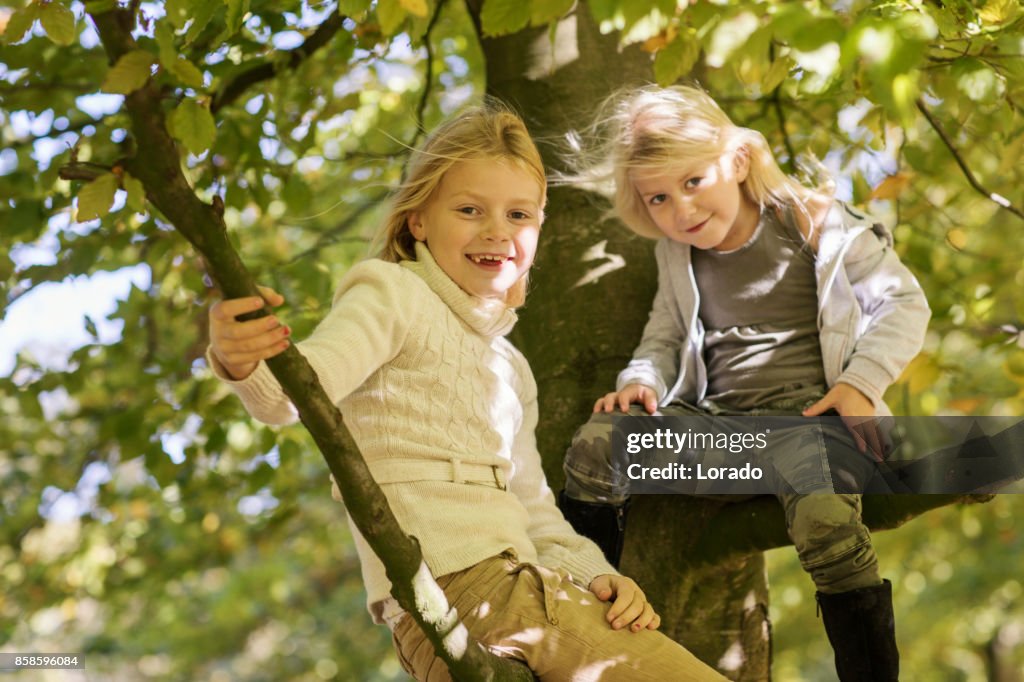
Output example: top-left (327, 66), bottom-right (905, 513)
top-left (408, 158), bottom-right (544, 300)
top-left (631, 150), bottom-right (760, 252)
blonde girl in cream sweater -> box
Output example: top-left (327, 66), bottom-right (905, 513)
top-left (206, 104), bottom-right (725, 681)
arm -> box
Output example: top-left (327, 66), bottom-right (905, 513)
top-left (207, 261), bottom-right (418, 425)
top-left (835, 225), bottom-right (931, 407)
top-left (507, 350), bottom-right (662, 631)
top-left (614, 240), bottom-right (687, 403)
top-left (506, 351), bottom-right (617, 585)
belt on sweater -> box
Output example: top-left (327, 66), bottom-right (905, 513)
top-left (330, 458), bottom-right (507, 500)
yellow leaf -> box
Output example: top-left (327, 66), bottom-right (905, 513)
top-left (399, 0), bottom-right (428, 18)
top-left (946, 228), bottom-right (968, 250)
top-left (899, 354), bottom-right (940, 395)
top-left (869, 172), bottom-right (913, 200)
top-left (979, 0), bottom-right (1021, 25)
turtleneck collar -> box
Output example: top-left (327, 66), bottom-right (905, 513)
top-left (401, 241), bottom-right (518, 339)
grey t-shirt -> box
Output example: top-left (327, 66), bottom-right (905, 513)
top-left (691, 207), bottom-right (826, 409)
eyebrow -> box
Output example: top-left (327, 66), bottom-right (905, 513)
top-left (450, 190), bottom-right (541, 207)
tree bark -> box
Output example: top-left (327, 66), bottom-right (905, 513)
top-left (470, 2), bottom-right (990, 679)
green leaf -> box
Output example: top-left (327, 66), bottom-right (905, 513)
top-left (164, 0), bottom-right (192, 29)
top-left (480, 0), bottom-right (531, 37)
top-left (101, 50), bottom-right (157, 95)
top-left (184, 0), bottom-right (220, 44)
top-left (154, 21), bottom-right (179, 67)
top-left (399, 0), bottom-right (429, 18)
top-left (221, 0), bottom-right (251, 41)
top-left (530, 0), bottom-right (575, 26)
top-left (338, 0), bottom-right (372, 19)
top-left (122, 172), bottom-right (147, 213)
top-left (3, 4), bottom-right (41, 44)
top-left (39, 1), bottom-right (76, 46)
top-left (76, 173), bottom-right (119, 222)
top-left (376, 0), bottom-right (407, 36)
top-left (762, 56), bottom-right (794, 93)
top-left (167, 99), bottom-right (217, 155)
top-left (169, 57), bottom-right (206, 89)
top-left (654, 32), bottom-right (701, 86)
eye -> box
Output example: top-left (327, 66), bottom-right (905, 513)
top-left (508, 210), bottom-right (531, 220)
top-left (648, 193), bottom-right (667, 206)
top-left (684, 176), bottom-right (703, 190)
top-left (456, 206), bottom-right (480, 216)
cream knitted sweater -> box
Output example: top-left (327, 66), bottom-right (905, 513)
top-left (210, 243), bottom-right (615, 618)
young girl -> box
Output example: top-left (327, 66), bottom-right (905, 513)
top-left (559, 85), bottom-right (930, 681)
top-left (206, 104), bottom-right (725, 681)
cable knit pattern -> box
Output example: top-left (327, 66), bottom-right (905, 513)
top-left (208, 242), bottom-right (615, 619)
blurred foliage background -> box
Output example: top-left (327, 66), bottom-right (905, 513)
top-left (1, 0), bottom-right (1023, 679)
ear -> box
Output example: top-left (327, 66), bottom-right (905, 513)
top-left (733, 145), bottom-right (751, 183)
top-left (408, 211), bottom-right (426, 241)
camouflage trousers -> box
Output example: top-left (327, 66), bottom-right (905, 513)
top-left (562, 397), bottom-right (881, 594)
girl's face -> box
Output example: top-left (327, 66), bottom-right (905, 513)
top-left (409, 158), bottom-right (543, 299)
top-left (631, 150), bottom-right (760, 251)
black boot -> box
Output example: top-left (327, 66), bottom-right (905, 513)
top-left (557, 491), bottom-right (630, 568)
top-left (816, 579), bottom-right (899, 681)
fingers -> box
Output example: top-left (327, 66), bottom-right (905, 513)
top-left (211, 295), bottom-right (268, 322)
top-left (209, 291), bottom-right (291, 379)
top-left (256, 286), bottom-right (284, 306)
top-left (589, 574), bottom-right (613, 600)
top-left (802, 397), bottom-right (829, 417)
top-left (640, 386), bottom-right (658, 415)
top-left (593, 386), bottom-right (659, 414)
top-left (606, 581), bottom-right (649, 632)
top-left (213, 320), bottom-right (291, 360)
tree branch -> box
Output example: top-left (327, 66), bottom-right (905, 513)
top-left (85, 7), bottom-right (532, 680)
top-left (210, 12), bottom-right (346, 114)
top-left (634, 494), bottom-right (993, 570)
top-left (770, 88), bottom-right (796, 175)
top-left (916, 98), bottom-right (1024, 222)
top-left (57, 162), bottom-right (114, 182)
top-left (408, 0), bottom-right (448, 151)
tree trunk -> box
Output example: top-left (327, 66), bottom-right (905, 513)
top-left (469, 4), bottom-right (772, 678)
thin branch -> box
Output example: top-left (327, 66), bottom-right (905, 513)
top-left (57, 161), bottom-right (115, 182)
top-left (770, 91), bottom-right (796, 174)
top-left (210, 12), bottom-right (346, 114)
top-left (408, 0), bottom-right (448, 151)
top-left (916, 98), bottom-right (1024, 222)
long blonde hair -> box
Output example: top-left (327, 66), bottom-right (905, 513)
top-left (564, 84), bottom-right (830, 239)
top-left (377, 101), bottom-right (546, 307)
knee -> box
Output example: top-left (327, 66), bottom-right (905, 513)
top-left (563, 413), bottom-right (627, 503)
top-left (788, 497), bottom-right (869, 564)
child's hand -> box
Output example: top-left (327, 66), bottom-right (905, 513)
top-left (209, 286), bottom-right (290, 380)
top-left (594, 384), bottom-right (658, 414)
top-left (588, 574), bottom-right (661, 632)
top-left (802, 383), bottom-right (889, 461)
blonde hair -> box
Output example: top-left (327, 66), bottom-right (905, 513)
top-left (377, 101), bottom-right (546, 307)
top-left (564, 84), bottom-right (830, 239)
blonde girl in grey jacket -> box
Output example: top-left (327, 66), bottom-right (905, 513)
top-left (560, 84), bottom-right (930, 682)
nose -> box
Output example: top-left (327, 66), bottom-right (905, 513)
top-left (673, 195), bottom-right (695, 223)
top-left (479, 216), bottom-right (512, 241)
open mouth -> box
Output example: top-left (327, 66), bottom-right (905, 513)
top-left (467, 254), bottom-right (513, 267)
